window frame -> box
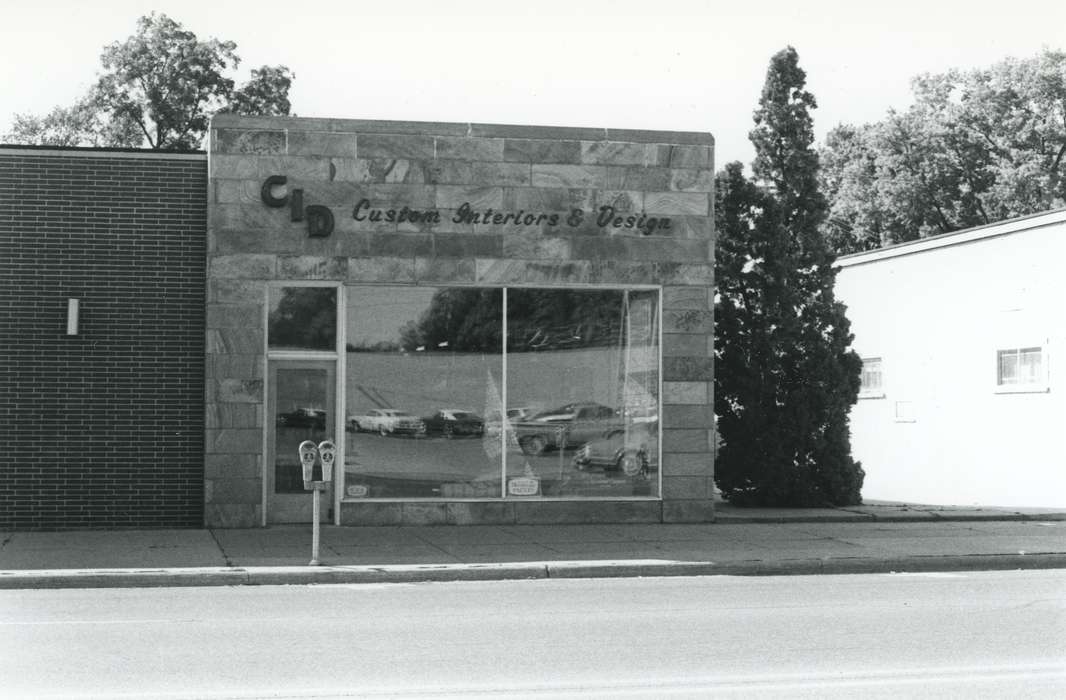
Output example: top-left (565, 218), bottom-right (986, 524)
top-left (857, 356), bottom-right (885, 400)
top-left (994, 343), bottom-right (1050, 394)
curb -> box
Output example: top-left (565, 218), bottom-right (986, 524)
top-left (2, 553), bottom-right (1065, 590)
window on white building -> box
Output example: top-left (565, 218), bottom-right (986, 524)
top-left (995, 346), bottom-right (1048, 393)
top-left (858, 357), bottom-right (884, 399)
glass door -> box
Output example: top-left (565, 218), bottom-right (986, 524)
top-left (267, 361), bottom-right (335, 523)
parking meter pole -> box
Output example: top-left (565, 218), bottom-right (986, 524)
top-left (310, 486), bottom-right (321, 566)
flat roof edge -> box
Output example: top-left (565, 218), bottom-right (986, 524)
top-left (209, 114), bottom-right (714, 146)
top-left (0, 144), bottom-right (206, 160)
top-left (836, 208), bottom-right (1066, 268)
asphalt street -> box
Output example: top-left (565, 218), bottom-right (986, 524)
top-left (2, 570), bottom-right (1063, 698)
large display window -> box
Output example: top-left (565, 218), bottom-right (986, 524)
top-left (335, 286), bottom-right (660, 500)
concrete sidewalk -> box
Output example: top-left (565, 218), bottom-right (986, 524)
top-left (2, 501), bottom-right (1065, 589)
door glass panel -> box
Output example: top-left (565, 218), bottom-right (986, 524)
top-left (344, 287), bottom-right (503, 499)
top-left (274, 369), bottom-right (330, 493)
top-left (268, 287), bottom-right (337, 351)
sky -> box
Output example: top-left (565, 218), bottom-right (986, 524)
top-left (2, 0), bottom-right (1065, 167)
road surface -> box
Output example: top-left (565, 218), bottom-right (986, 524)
top-left (2, 570), bottom-right (1064, 698)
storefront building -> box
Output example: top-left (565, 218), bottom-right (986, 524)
top-left (2, 115), bottom-right (717, 530)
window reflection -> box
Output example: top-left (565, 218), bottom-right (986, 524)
top-left (268, 287), bottom-right (337, 351)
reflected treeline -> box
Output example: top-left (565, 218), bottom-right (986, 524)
top-left (269, 288), bottom-right (337, 350)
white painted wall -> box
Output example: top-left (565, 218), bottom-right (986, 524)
top-left (835, 212), bottom-right (1066, 507)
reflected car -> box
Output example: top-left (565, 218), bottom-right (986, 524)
top-left (276, 407), bottom-right (327, 430)
top-left (484, 406), bottom-right (535, 437)
top-left (572, 424), bottom-right (658, 478)
top-left (347, 409), bottom-right (425, 436)
top-left (422, 409), bottom-right (485, 438)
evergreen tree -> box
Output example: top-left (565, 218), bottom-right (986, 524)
top-left (714, 47), bottom-right (864, 506)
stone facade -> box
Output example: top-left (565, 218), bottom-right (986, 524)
top-left (206, 115), bottom-right (714, 527)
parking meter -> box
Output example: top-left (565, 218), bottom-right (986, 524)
top-left (317, 440), bottom-right (336, 484)
top-left (299, 440), bottom-right (319, 490)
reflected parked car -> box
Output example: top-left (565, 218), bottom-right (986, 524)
top-left (484, 407), bottom-right (535, 437)
top-left (276, 407), bottom-right (326, 430)
top-left (422, 409), bottom-right (485, 438)
top-left (347, 409), bottom-right (425, 436)
top-left (573, 423), bottom-right (658, 478)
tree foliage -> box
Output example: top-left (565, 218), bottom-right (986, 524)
top-left (5, 13), bottom-right (293, 149)
top-left (821, 49), bottom-right (1066, 252)
top-left (714, 47), bottom-right (864, 507)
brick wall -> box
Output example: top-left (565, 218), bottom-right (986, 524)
top-left (0, 148), bottom-right (207, 530)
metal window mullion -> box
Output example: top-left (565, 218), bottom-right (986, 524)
top-left (501, 287), bottom-right (508, 498)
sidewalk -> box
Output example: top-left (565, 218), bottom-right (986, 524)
top-left (2, 500), bottom-right (1065, 589)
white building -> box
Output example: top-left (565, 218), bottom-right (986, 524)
top-left (836, 209), bottom-right (1066, 508)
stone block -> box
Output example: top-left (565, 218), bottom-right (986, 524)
top-left (532, 164), bottom-right (607, 189)
top-left (469, 162), bottom-right (531, 186)
top-left (581, 141), bottom-right (646, 165)
top-left (254, 155), bottom-right (332, 180)
top-left (210, 255), bottom-right (277, 279)
top-left (436, 185), bottom-right (504, 210)
top-left (661, 499), bottom-right (715, 523)
top-left (367, 233), bottom-right (433, 257)
top-left (216, 378), bottom-right (264, 403)
top-left (347, 257), bottom-right (417, 283)
top-left (297, 181), bottom-right (364, 206)
top-left (447, 502), bottom-right (516, 525)
top-left (329, 118), bottom-right (469, 136)
top-left (278, 256), bottom-right (349, 280)
top-left (606, 166), bottom-right (671, 191)
top-left (663, 476), bottom-right (712, 500)
top-left (507, 187), bottom-right (594, 211)
top-left (211, 354), bottom-right (264, 381)
top-left (471, 123), bottom-right (605, 141)
top-left (204, 503), bottom-right (261, 528)
top-left (287, 130), bottom-right (359, 158)
top-left (604, 129), bottom-right (713, 146)
top-left (214, 129), bottom-right (286, 155)
top-left (658, 263), bottom-right (714, 286)
top-left (207, 304), bottom-right (262, 329)
top-left (204, 453), bottom-right (260, 479)
top-left (354, 184), bottom-right (437, 209)
top-left (668, 145), bottom-right (713, 169)
top-left (661, 452), bottom-right (713, 477)
top-left (663, 356), bottom-right (714, 382)
top-left (358, 133), bottom-right (435, 160)
top-left (207, 328), bottom-right (265, 355)
top-left (433, 233), bottom-right (502, 258)
top-left (206, 477), bottom-right (262, 505)
top-left (414, 257), bottom-right (476, 284)
top-left (513, 500), bottom-right (661, 524)
top-left (476, 259), bottom-right (591, 285)
top-left (339, 502), bottom-right (403, 526)
top-left (210, 154), bottom-right (260, 179)
top-left (213, 203), bottom-right (290, 232)
top-left (663, 381), bottom-right (709, 405)
top-left (586, 261), bottom-right (660, 285)
top-left (209, 279), bottom-right (264, 305)
top-left (595, 190), bottom-right (643, 213)
top-left (504, 139), bottom-right (582, 164)
top-left (435, 136), bottom-right (504, 161)
top-left (573, 237), bottom-right (709, 263)
top-left (663, 308), bottom-right (713, 334)
top-left (206, 403), bottom-right (259, 430)
top-left (502, 233), bottom-right (571, 259)
top-left (670, 169), bottom-right (715, 192)
top-left (206, 428), bottom-right (263, 454)
top-left (398, 209), bottom-right (474, 234)
top-left (401, 503), bottom-right (449, 525)
top-left (216, 179), bottom-right (262, 205)
top-left (644, 191), bottom-right (711, 216)
top-left (663, 286), bottom-right (712, 310)
top-left (663, 428), bottom-right (710, 453)
top-left (663, 333), bottom-right (709, 358)
top-left (663, 216), bottom-right (714, 240)
top-left (662, 404), bottom-right (714, 430)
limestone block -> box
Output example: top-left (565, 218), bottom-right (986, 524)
top-left (476, 259), bottom-right (591, 285)
top-left (216, 378), bottom-right (264, 404)
top-left (328, 119), bottom-right (468, 136)
top-left (207, 477), bottom-right (263, 505)
top-left (287, 130), bottom-right (359, 158)
top-left (595, 190), bottom-right (643, 213)
top-left (661, 499), bottom-right (715, 523)
top-left (662, 216), bottom-right (713, 240)
top-left (663, 356), bottom-right (714, 382)
top-left (663, 308), bottom-right (713, 334)
top-left (663, 286), bottom-right (713, 310)
top-left (433, 234), bottom-right (502, 258)
top-left (207, 304), bottom-right (262, 329)
top-left (214, 129), bottom-right (285, 155)
top-left (502, 232), bottom-right (572, 259)
top-left (358, 133), bottom-right (435, 160)
top-left (213, 203), bottom-right (290, 232)
top-left (663, 428), bottom-right (710, 453)
top-left (447, 502), bottom-right (515, 525)
top-left (573, 237), bottom-right (709, 263)
top-left (644, 191), bottom-right (711, 216)
top-left (210, 154), bottom-right (260, 179)
top-left (207, 328), bottom-right (265, 355)
top-left (207, 428), bottom-right (263, 454)
top-left (605, 129), bottom-right (713, 146)
top-left (661, 452), bottom-right (712, 477)
top-left (414, 257), bottom-right (476, 284)
top-left (586, 261), bottom-right (660, 285)
top-left (507, 187), bottom-right (594, 211)
top-left (503, 139), bottom-right (582, 164)
top-left (297, 181), bottom-right (364, 206)
top-left (436, 185), bottom-right (503, 210)
top-left (216, 179), bottom-right (262, 205)
top-left (335, 209), bottom-right (396, 234)
top-left (209, 254), bottom-right (276, 280)
top-left (209, 279), bottom-right (265, 304)
top-left (398, 209), bottom-right (474, 234)
top-left (278, 255), bottom-right (349, 280)
top-left (581, 141), bottom-right (646, 165)
top-left (469, 162), bottom-right (531, 186)
top-left (606, 166), bottom-right (671, 191)
top-left (253, 155), bottom-right (332, 180)
top-left (339, 502), bottom-right (403, 526)
top-left (532, 164), bottom-right (607, 189)
top-left (353, 184), bottom-right (436, 209)
top-left (472, 123), bottom-right (605, 140)
top-left (513, 500), bottom-right (660, 524)
top-left (435, 136), bottom-right (504, 161)
top-left (211, 354), bottom-right (264, 380)
top-left (658, 263), bottom-right (714, 286)
top-left (670, 169), bottom-right (715, 192)
top-left (668, 145), bottom-right (713, 169)
top-left (347, 257), bottom-right (417, 284)
top-left (204, 453), bottom-right (260, 479)
top-left (663, 475), bottom-right (711, 500)
top-left (204, 503), bottom-right (261, 528)
top-left (663, 381), bottom-right (709, 405)
top-left (206, 403), bottom-right (259, 430)
top-left (367, 233), bottom-right (433, 257)
top-left (401, 503), bottom-right (449, 525)
top-left (662, 333), bottom-right (709, 358)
